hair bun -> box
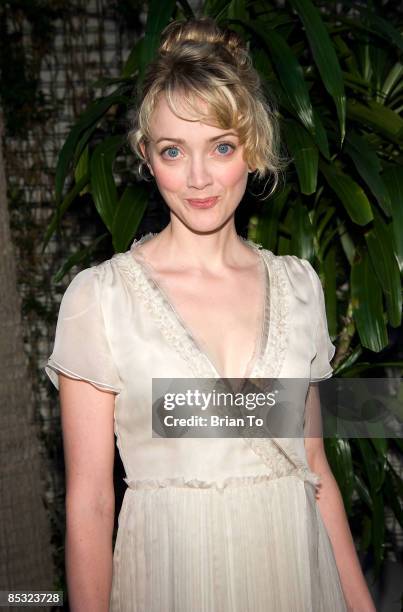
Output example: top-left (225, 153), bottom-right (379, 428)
top-left (159, 17), bottom-right (248, 64)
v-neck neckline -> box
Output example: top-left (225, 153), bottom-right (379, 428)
top-left (128, 232), bottom-right (271, 382)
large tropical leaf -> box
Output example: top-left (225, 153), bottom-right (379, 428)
top-left (325, 438), bottom-right (355, 514)
top-left (344, 132), bottom-right (391, 216)
top-left (365, 212), bottom-right (402, 328)
top-left (347, 99), bottom-right (403, 143)
top-left (241, 22), bottom-right (315, 134)
top-left (90, 136), bottom-right (124, 232)
top-left (253, 185), bottom-right (291, 252)
top-left (283, 119), bottom-right (318, 195)
top-left (289, 0), bottom-right (346, 143)
top-left (139, 0), bottom-right (177, 82)
top-left (319, 161), bottom-right (373, 226)
top-left (289, 198), bottom-right (314, 259)
top-left (55, 91), bottom-right (129, 205)
top-left (52, 233), bottom-right (109, 283)
top-left (350, 250), bottom-right (389, 352)
top-left (383, 165), bottom-right (403, 270)
top-left (112, 185), bottom-right (149, 253)
top-left (203, 0), bottom-right (231, 18)
top-left (42, 175), bottom-right (89, 252)
top-left (122, 37), bottom-right (145, 78)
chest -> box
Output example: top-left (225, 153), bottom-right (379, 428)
top-left (153, 263), bottom-right (268, 378)
top-left (110, 248), bottom-right (313, 382)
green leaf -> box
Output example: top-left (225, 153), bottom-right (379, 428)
top-left (90, 135), bottom-right (124, 232)
top-left (382, 62), bottom-right (403, 103)
top-left (177, 0), bottom-right (195, 19)
top-left (336, 218), bottom-right (355, 267)
top-left (372, 491), bottom-right (385, 575)
top-left (42, 174), bottom-right (90, 253)
top-left (203, 0), bottom-right (231, 18)
top-left (348, 6), bottom-right (403, 53)
top-left (333, 34), bottom-right (359, 76)
top-left (226, 0), bottom-right (247, 21)
top-left (365, 211), bottom-right (402, 328)
top-left (112, 185), bottom-right (149, 253)
top-left (90, 76), bottom-right (134, 89)
top-left (340, 361), bottom-right (403, 376)
top-left (323, 246), bottom-right (337, 337)
top-left (140, 0), bottom-right (177, 82)
top-left (351, 250), bottom-right (389, 352)
top-left (122, 37), bottom-right (145, 78)
top-left (353, 473), bottom-right (372, 511)
top-left (283, 119), bottom-right (318, 195)
top-left (74, 145), bottom-right (90, 195)
top-left (52, 233), bottom-right (109, 283)
top-left (319, 161), bottom-right (373, 226)
top-left (383, 165), bottom-right (403, 271)
top-left (347, 100), bottom-right (403, 143)
top-left (326, 438), bottom-right (355, 514)
top-left (371, 438), bottom-right (388, 456)
top-left (289, 0), bottom-right (346, 143)
top-left (311, 108), bottom-right (330, 160)
top-left (356, 438), bottom-right (385, 494)
top-left (254, 185), bottom-right (291, 252)
top-left (55, 92), bottom-right (129, 204)
top-left (383, 470), bottom-right (403, 529)
top-left (345, 132), bottom-right (391, 216)
top-left (242, 22), bottom-right (315, 134)
top-left (290, 198), bottom-right (314, 259)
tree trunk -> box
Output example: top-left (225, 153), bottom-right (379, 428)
top-left (0, 111), bottom-right (55, 609)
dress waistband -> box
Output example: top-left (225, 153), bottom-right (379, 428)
top-left (123, 468), bottom-right (320, 492)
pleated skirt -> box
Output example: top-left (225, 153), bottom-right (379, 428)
top-left (109, 473), bottom-right (347, 612)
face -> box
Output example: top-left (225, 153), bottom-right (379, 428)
top-left (141, 93), bottom-right (250, 233)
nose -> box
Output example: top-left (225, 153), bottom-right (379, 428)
top-left (186, 155), bottom-right (213, 190)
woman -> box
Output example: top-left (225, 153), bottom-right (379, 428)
top-left (45, 17), bottom-right (376, 612)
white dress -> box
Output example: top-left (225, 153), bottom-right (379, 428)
top-left (44, 232), bottom-right (348, 612)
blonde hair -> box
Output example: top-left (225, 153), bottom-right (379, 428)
top-left (128, 17), bottom-right (284, 197)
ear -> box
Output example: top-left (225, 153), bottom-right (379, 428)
top-left (139, 141), bottom-right (154, 176)
top-left (139, 140), bottom-right (147, 159)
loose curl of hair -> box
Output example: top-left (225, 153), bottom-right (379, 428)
top-left (128, 17), bottom-right (285, 198)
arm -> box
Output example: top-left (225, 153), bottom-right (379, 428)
top-left (60, 373), bottom-right (116, 612)
top-left (304, 383), bottom-right (376, 612)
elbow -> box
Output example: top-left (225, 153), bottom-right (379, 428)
top-left (66, 485), bottom-right (115, 521)
top-left (306, 444), bottom-right (332, 476)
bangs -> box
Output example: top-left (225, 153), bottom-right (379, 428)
top-left (141, 84), bottom-right (250, 148)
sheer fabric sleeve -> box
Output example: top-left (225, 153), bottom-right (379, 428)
top-left (303, 260), bottom-right (336, 382)
top-left (44, 266), bottom-right (121, 393)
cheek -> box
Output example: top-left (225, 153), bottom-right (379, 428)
top-left (153, 161), bottom-right (183, 193)
top-left (219, 159), bottom-right (248, 189)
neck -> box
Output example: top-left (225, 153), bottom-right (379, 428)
top-left (151, 221), bottom-right (254, 272)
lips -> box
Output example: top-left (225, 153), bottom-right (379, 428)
top-left (186, 196), bottom-right (219, 209)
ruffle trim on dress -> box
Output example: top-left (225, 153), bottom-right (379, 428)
top-left (123, 471), bottom-right (308, 492)
top-left (45, 357), bottom-right (122, 394)
top-left (113, 233), bottom-right (215, 378)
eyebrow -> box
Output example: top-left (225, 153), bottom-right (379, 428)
top-left (154, 131), bottom-right (239, 144)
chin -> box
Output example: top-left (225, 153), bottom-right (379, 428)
top-left (172, 209), bottom-right (235, 235)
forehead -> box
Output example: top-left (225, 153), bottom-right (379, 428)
top-left (148, 93), bottom-right (238, 141)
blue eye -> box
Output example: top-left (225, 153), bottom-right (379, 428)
top-left (216, 143), bottom-right (235, 155)
top-left (162, 147), bottom-right (180, 159)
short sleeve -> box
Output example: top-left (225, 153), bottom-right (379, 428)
top-left (303, 260), bottom-right (337, 382)
top-left (43, 266), bottom-right (121, 393)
